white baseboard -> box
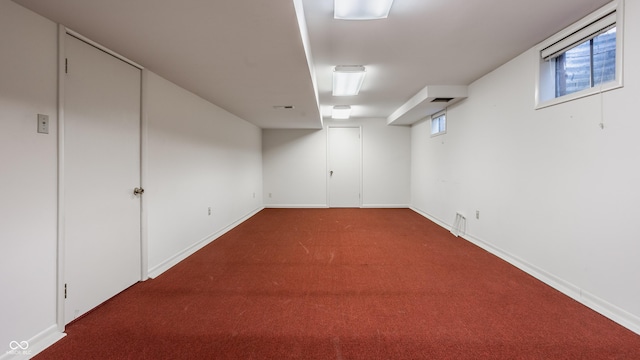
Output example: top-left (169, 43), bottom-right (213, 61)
top-left (361, 204), bottom-right (410, 208)
top-left (264, 204), bottom-right (329, 208)
top-left (147, 206), bottom-right (264, 278)
top-left (0, 325), bottom-right (65, 360)
top-left (410, 207), bottom-right (450, 230)
top-left (264, 204), bottom-right (409, 209)
top-left (410, 206), bottom-right (640, 335)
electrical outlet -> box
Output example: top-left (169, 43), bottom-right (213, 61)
top-left (269, 193), bottom-right (272, 198)
top-left (476, 210), bottom-right (480, 219)
top-left (208, 207), bottom-right (212, 216)
top-left (253, 192), bottom-right (256, 198)
top-left (37, 114), bottom-right (49, 134)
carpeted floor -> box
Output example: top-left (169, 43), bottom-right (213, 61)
top-left (35, 208), bottom-right (640, 359)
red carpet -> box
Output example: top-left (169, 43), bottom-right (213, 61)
top-left (36, 209), bottom-right (640, 359)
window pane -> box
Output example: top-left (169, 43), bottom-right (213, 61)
top-left (431, 118), bottom-right (440, 134)
top-left (431, 115), bottom-right (445, 135)
top-left (593, 27), bottom-right (616, 86)
top-left (555, 41), bottom-right (591, 97)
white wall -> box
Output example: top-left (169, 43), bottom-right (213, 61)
top-left (0, 0), bottom-right (61, 355)
top-left (0, 1), bottom-right (264, 354)
top-left (411, 0), bottom-right (640, 332)
top-left (263, 118), bottom-right (411, 207)
top-left (145, 72), bottom-right (263, 277)
top-left (262, 128), bottom-right (327, 206)
top-left (360, 119), bottom-right (411, 207)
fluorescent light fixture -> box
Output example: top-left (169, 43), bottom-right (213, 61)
top-left (334, 0), bottom-right (394, 20)
top-left (333, 65), bottom-right (366, 96)
top-left (332, 105), bottom-right (352, 119)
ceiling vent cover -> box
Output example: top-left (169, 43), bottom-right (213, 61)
top-left (387, 85), bottom-right (468, 126)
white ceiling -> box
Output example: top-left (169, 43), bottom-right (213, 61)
top-left (13, 0), bottom-right (610, 129)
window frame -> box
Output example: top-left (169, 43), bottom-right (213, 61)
top-left (430, 111), bottom-right (446, 137)
top-left (534, 0), bottom-right (624, 109)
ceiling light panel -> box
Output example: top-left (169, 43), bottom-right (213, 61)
top-left (332, 105), bottom-right (352, 119)
top-left (334, 0), bottom-right (394, 20)
top-left (333, 65), bottom-right (366, 96)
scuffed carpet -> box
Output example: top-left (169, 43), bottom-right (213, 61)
top-left (35, 209), bottom-right (640, 359)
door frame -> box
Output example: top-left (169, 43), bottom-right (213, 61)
top-left (56, 25), bottom-right (148, 332)
top-left (326, 125), bottom-right (363, 208)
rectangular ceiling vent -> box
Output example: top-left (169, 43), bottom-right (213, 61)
top-left (387, 85), bottom-right (468, 126)
top-left (273, 105), bottom-right (295, 110)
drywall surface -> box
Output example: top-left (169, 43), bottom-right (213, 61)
top-left (411, 0), bottom-right (640, 331)
top-left (358, 119), bottom-right (411, 207)
top-left (263, 118), bottom-right (410, 207)
top-left (145, 72), bottom-right (263, 276)
top-left (1, 2), bottom-right (265, 352)
top-left (262, 128), bottom-right (327, 207)
top-left (0, 1), bottom-right (265, 352)
top-left (0, 0), bottom-right (60, 355)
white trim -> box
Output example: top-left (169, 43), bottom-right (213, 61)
top-left (410, 206), bottom-right (640, 335)
top-left (147, 207), bottom-right (264, 278)
top-left (410, 206), bottom-right (452, 231)
top-left (460, 232), bottom-right (640, 335)
top-left (56, 24), bottom-right (66, 334)
top-left (541, 12), bottom-right (616, 60)
top-left (265, 204), bottom-right (330, 208)
top-left (0, 325), bottom-right (65, 360)
top-left (140, 69), bottom-right (149, 281)
top-left (537, 1), bottom-right (619, 54)
top-left (326, 125), bottom-right (363, 208)
top-left (535, 0), bottom-right (624, 109)
top-left (361, 204), bottom-right (410, 208)
top-left (359, 126), bottom-right (363, 207)
top-left (535, 79), bottom-right (623, 110)
top-left (325, 126), bottom-right (330, 206)
top-left (265, 204), bottom-right (411, 209)
top-left (430, 110), bottom-right (447, 137)
top-left (65, 28), bottom-right (143, 69)
top-left (56, 27), bottom-right (146, 330)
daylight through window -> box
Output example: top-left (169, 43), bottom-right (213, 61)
top-left (431, 113), bottom-right (446, 136)
top-left (554, 27), bottom-right (616, 97)
top-left (536, 0), bottom-right (623, 107)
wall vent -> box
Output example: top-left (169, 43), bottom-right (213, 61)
top-left (431, 97), bottom-right (453, 103)
top-left (451, 212), bottom-right (466, 237)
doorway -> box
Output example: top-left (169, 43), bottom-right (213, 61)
top-left (63, 33), bottom-right (142, 324)
top-left (328, 126), bottom-right (362, 207)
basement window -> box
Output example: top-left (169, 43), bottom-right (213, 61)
top-left (431, 112), bottom-right (446, 137)
top-left (536, 0), bottom-right (623, 108)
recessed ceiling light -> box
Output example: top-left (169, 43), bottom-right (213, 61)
top-left (334, 0), bottom-right (394, 20)
top-left (332, 105), bottom-right (352, 119)
top-left (333, 65), bottom-right (366, 96)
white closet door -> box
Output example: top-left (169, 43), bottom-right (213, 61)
top-left (328, 127), bottom-right (362, 207)
top-left (64, 34), bottom-right (142, 323)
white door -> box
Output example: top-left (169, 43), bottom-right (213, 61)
top-left (328, 127), bottom-right (361, 207)
top-left (64, 34), bottom-right (142, 324)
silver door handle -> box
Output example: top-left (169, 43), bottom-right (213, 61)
top-left (133, 187), bottom-right (145, 195)
top-left (330, 171), bottom-right (333, 176)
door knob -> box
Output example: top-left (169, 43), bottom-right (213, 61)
top-left (330, 170), bottom-right (334, 176)
top-left (133, 187), bottom-right (145, 195)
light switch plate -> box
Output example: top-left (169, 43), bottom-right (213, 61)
top-left (37, 114), bottom-right (49, 134)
